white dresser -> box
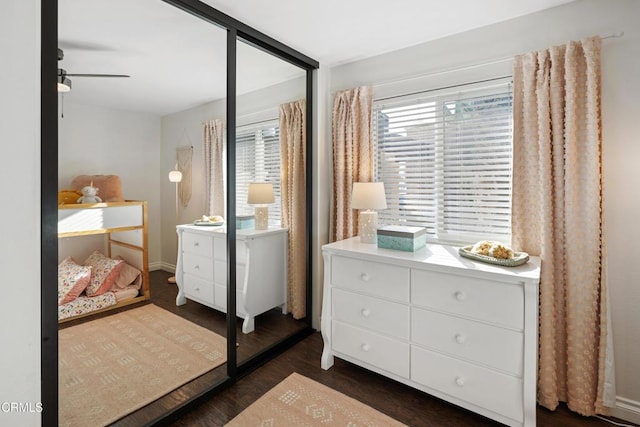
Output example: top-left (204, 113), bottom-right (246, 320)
top-left (321, 237), bottom-right (540, 427)
top-left (176, 225), bottom-right (288, 333)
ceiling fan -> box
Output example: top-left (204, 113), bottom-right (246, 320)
top-left (57, 48), bottom-right (130, 92)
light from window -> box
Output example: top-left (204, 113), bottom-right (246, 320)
top-left (235, 121), bottom-right (282, 224)
top-left (373, 80), bottom-right (513, 244)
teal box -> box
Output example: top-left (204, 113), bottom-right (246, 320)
top-left (236, 215), bottom-right (255, 230)
top-left (377, 225), bottom-right (427, 252)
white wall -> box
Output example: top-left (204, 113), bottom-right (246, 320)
top-left (160, 77), bottom-right (306, 271)
top-left (58, 102), bottom-right (162, 266)
top-left (0, 1), bottom-right (41, 426)
top-left (327, 0), bottom-right (640, 421)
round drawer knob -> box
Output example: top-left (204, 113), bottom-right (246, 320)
top-left (454, 291), bottom-right (466, 301)
top-left (454, 333), bottom-right (466, 344)
top-left (361, 343), bottom-right (371, 352)
top-left (194, 265), bottom-right (200, 269)
top-left (195, 287), bottom-right (200, 292)
top-left (360, 273), bottom-right (370, 282)
top-left (455, 376), bottom-right (465, 387)
top-left (194, 242), bottom-right (199, 246)
top-left (361, 308), bottom-right (371, 317)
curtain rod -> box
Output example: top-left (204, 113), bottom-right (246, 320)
top-left (375, 75), bottom-right (512, 103)
top-left (373, 31), bottom-right (624, 90)
top-left (202, 117), bottom-right (279, 127)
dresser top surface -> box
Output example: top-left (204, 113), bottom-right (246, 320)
top-left (323, 237), bottom-right (541, 282)
top-left (178, 224), bottom-right (287, 238)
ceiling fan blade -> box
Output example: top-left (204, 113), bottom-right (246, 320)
top-left (64, 73), bottom-right (130, 78)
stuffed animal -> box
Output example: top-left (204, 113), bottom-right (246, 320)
top-left (58, 189), bottom-right (83, 205)
top-left (77, 185), bottom-right (102, 204)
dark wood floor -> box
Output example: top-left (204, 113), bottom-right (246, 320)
top-left (170, 334), bottom-right (630, 427)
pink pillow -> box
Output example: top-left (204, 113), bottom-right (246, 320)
top-left (58, 257), bottom-right (92, 305)
top-left (83, 251), bottom-right (124, 296)
top-left (113, 256), bottom-right (142, 289)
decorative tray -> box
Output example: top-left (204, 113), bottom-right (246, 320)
top-left (192, 220), bottom-right (224, 226)
top-left (458, 246), bottom-right (529, 267)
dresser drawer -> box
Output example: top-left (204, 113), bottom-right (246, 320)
top-left (182, 231), bottom-right (213, 258)
top-left (213, 261), bottom-right (246, 287)
top-left (332, 321), bottom-right (409, 378)
top-left (411, 270), bottom-right (523, 330)
top-left (213, 237), bottom-right (246, 262)
top-left (412, 308), bottom-right (523, 375)
top-left (214, 284), bottom-right (247, 315)
top-left (183, 253), bottom-right (213, 281)
top-left (331, 256), bottom-right (409, 302)
top-left (333, 288), bottom-right (409, 340)
top-left (184, 274), bottom-right (214, 305)
top-left (411, 346), bottom-right (523, 422)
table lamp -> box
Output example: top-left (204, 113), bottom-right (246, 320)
top-left (351, 182), bottom-right (387, 243)
top-left (247, 182), bottom-right (275, 230)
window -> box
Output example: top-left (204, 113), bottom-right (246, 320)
top-left (235, 120), bottom-right (282, 224)
top-left (373, 80), bottom-right (513, 244)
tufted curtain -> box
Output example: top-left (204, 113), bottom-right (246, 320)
top-left (330, 86), bottom-right (374, 242)
top-left (512, 36), bottom-right (614, 416)
top-left (280, 100), bottom-right (306, 319)
top-left (203, 119), bottom-right (225, 216)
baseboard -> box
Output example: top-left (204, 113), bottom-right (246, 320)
top-left (610, 396), bottom-right (640, 425)
top-left (149, 261), bottom-right (175, 273)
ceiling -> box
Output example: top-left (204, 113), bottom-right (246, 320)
top-left (58, 0), bottom-right (575, 116)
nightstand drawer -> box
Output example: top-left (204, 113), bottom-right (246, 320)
top-left (333, 288), bottom-right (409, 340)
top-left (411, 346), bottom-right (523, 423)
top-left (183, 253), bottom-right (213, 281)
top-left (411, 270), bottom-right (523, 329)
top-left (331, 256), bottom-right (409, 302)
top-left (184, 274), bottom-right (214, 305)
top-left (412, 308), bottom-right (523, 375)
top-left (332, 321), bottom-right (409, 378)
top-left (182, 231), bottom-right (213, 258)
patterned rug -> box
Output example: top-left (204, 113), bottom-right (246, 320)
top-left (59, 304), bottom-right (227, 427)
top-left (226, 372), bottom-right (406, 426)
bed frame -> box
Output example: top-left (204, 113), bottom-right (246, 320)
top-left (58, 200), bottom-right (150, 322)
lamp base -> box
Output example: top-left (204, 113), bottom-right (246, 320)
top-left (358, 210), bottom-right (378, 244)
top-left (254, 206), bottom-right (269, 230)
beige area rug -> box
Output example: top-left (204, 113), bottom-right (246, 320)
top-left (226, 372), bottom-right (406, 426)
top-left (59, 304), bottom-right (227, 427)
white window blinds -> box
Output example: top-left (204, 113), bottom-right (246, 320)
top-left (235, 120), bottom-right (282, 224)
top-left (373, 80), bottom-right (513, 244)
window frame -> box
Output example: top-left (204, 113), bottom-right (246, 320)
top-left (373, 78), bottom-right (514, 246)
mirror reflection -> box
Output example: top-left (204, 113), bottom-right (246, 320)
top-left (57, 0), bottom-right (230, 425)
top-left (57, 1), bottom-right (309, 425)
top-left (234, 38), bottom-right (308, 364)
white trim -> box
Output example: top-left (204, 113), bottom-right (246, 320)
top-left (611, 396), bottom-right (640, 425)
top-left (151, 261), bottom-right (175, 272)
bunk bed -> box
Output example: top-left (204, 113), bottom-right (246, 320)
top-left (57, 200), bottom-right (150, 322)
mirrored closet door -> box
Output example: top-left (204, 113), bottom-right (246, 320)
top-left (56, 0), bottom-right (231, 424)
top-left (233, 37), bottom-right (309, 365)
top-left (45, 0), bottom-right (317, 425)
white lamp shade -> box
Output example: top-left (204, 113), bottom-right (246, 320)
top-left (351, 182), bottom-right (387, 210)
top-left (168, 170), bottom-right (183, 183)
top-left (247, 182), bottom-right (275, 204)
